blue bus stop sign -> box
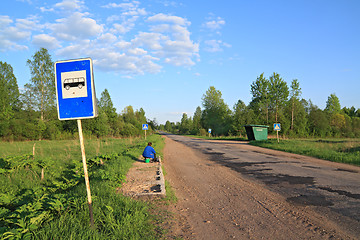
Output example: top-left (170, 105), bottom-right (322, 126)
top-left (55, 58), bottom-right (98, 120)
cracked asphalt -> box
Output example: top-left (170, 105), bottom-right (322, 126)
top-left (162, 132), bottom-right (360, 239)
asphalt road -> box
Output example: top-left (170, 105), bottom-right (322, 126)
top-left (161, 132), bottom-right (360, 237)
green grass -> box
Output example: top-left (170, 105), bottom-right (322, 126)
top-left (250, 138), bottom-right (360, 166)
top-left (163, 180), bottom-right (178, 204)
top-left (0, 134), bottom-right (166, 239)
top-left (0, 137), bottom-right (143, 160)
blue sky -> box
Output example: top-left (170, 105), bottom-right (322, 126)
top-left (1, 0), bottom-right (359, 124)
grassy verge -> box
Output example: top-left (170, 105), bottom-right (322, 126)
top-left (0, 134), bottom-right (165, 239)
top-left (250, 138), bottom-right (360, 166)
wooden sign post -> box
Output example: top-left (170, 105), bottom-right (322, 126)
top-left (78, 119), bottom-right (95, 227)
top-left (274, 123), bottom-right (281, 143)
top-left (142, 124), bottom-right (148, 140)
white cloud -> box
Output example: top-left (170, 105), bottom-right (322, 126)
top-left (159, 1), bottom-right (181, 7)
top-left (148, 13), bottom-right (189, 26)
top-left (16, 16), bottom-right (43, 31)
top-left (4, 27), bottom-right (30, 41)
top-left (1, 1), bottom-right (200, 74)
top-left (144, 14), bottom-right (199, 66)
top-left (111, 16), bottom-right (138, 34)
top-left (0, 15), bottom-right (31, 51)
top-left (0, 15), bottom-right (13, 27)
top-left (40, 6), bottom-right (54, 12)
top-left (102, 2), bottom-right (135, 9)
top-left (204, 39), bottom-right (231, 52)
top-left (50, 12), bottom-right (103, 41)
top-left (32, 34), bottom-right (60, 49)
top-left (204, 17), bottom-right (225, 31)
top-left (54, 0), bottom-right (84, 11)
top-left (161, 39), bottom-right (199, 66)
top-left (55, 39), bottom-right (162, 74)
top-left (17, 0), bottom-right (32, 3)
top-left (102, 1), bottom-right (147, 16)
top-left (128, 48), bottom-right (148, 55)
top-left (105, 1), bottom-right (144, 35)
top-left (114, 40), bottom-right (131, 49)
top-left (0, 38), bottom-right (28, 51)
top-left (98, 33), bottom-right (117, 43)
top-left (132, 32), bottom-right (165, 50)
top-left (90, 49), bottom-right (161, 74)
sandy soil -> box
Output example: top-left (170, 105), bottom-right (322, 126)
top-left (119, 157), bottom-right (163, 198)
top-left (161, 135), bottom-right (358, 240)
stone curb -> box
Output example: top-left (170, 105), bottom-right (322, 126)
top-left (135, 156), bottom-right (166, 198)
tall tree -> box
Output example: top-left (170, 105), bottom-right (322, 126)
top-left (289, 79), bottom-right (302, 130)
top-left (0, 61), bottom-right (20, 137)
top-left (250, 73), bottom-right (270, 123)
top-left (135, 108), bottom-right (147, 125)
top-left (325, 93), bottom-right (341, 114)
top-left (164, 120), bottom-right (172, 132)
top-left (99, 89), bottom-right (117, 119)
top-left (26, 48), bottom-right (55, 121)
top-left (98, 89), bottom-right (117, 135)
top-left (342, 106), bottom-right (357, 118)
top-left (0, 61), bottom-right (20, 121)
top-left (268, 72), bottom-right (289, 122)
top-left (180, 113), bottom-right (191, 134)
top-left (232, 99), bottom-right (247, 135)
top-left (201, 86), bottom-right (232, 135)
top-left (192, 106), bottom-right (202, 134)
top-left (308, 104), bottom-right (330, 137)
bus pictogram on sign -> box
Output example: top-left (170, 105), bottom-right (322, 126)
top-left (63, 77), bottom-right (85, 90)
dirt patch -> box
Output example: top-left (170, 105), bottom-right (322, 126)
top-left (119, 157), bottom-right (165, 198)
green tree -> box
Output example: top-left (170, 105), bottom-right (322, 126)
top-left (250, 73), bottom-right (270, 123)
top-left (232, 100), bottom-right (247, 136)
top-left (342, 106), bottom-right (357, 117)
top-left (268, 72), bottom-right (289, 122)
top-left (308, 104), bottom-right (330, 137)
top-left (325, 93), bottom-right (341, 114)
top-left (121, 106), bottom-right (142, 136)
top-left (0, 61), bottom-right (20, 118)
top-left (201, 86), bottom-right (232, 135)
top-left (180, 113), bottom-right (192, 134)
top-left (164, 120), bottom-right (173, 132)
top-left (353, 117), bottom-right (360, 137)
top-left (98, 89), bottom-right (117, 135)
top-left (99, 89), bottom-right (117, 119)
top-left (136, 108), bottom-right (147, 125)
top-left (123, 106), bottom-right (136, 124)
top-left (0, 61), bottom-right (20, 136)
top-left (26, 48), bottom-right (55, 121)
top-left (289, 79), bottom-right (302, 130)
top-left (329, 113), bottom-right (348, 137)
top-left (148, 118), bottom-right (158, 131)
top-left (192, 106), bottom-right (202, 134)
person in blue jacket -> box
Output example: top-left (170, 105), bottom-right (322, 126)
top-left (142, 142), bottom-right (157, 162)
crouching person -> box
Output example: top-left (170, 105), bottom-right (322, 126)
top-left (142, 142), bottom-right (157, 162)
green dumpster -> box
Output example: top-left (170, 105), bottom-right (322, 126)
top-left (244, 125), bottom-right (269, 141)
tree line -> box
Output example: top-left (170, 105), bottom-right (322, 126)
top-left (160, 73), bottom-right (360, 138)
top-left (0, 48), bottom-right (154, 141)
